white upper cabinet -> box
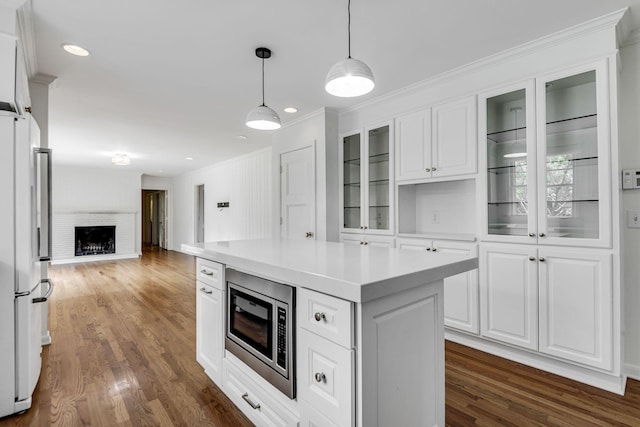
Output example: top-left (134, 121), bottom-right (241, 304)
top-left (480, 60), bottom-right (611, 248)
top-left (340, 122), bottom-right (394, 235)
top-left (396, 95), bottom-right (477, 182)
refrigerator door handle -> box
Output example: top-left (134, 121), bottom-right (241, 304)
top-left (32, 278), bottom-right (54, 303)
top-left (35, 148), bottom-right (52, 261)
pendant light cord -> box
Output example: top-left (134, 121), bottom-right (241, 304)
top-left (347, 0), bottom-right (351, 58)
top-left (261, 56), bottom-right (266, 107)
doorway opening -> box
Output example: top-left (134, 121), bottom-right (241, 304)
top-left (142, 189), bottom-right (168, 252)
top-left (195, 184), bottom-right (205, 243)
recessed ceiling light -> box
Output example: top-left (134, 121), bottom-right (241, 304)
top-left (186, 157), bottom-right (193, 160)
top-left (62, 44), bottom-right (90, 57)
top-left (237, 135), bottom-right (248, 140)
top-left (284, 107), bottom-right (298, 113)
top-left (111, 153), bottom-right (130, 165)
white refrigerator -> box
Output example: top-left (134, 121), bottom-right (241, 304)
top-left (0, 111), bottom-right (53, 417)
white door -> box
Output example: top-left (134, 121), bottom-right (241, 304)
top-left (480, 243), bottom-right (538, 350)
top-left (280, 145), bottom-right (315, 240)
top-left (538, 248), bottom-right (612, 370)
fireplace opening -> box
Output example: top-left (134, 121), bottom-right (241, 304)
top-left (75, 226), bottom-right (116, 256)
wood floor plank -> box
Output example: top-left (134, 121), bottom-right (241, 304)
top-left (1, 246), bottom-right (638, 426)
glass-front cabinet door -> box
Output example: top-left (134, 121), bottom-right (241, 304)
top-left (342, 131), bottom-right (363, 231)
top-left (340, 122), bottom-right (394, 234)
top-left (481, 60), bottom-right (611, 247)
top-left (481, 81), bottom-right (537, 245)
top-left (536, 61), bottom-right (610, 247)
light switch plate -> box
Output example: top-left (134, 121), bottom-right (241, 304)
top-left (628, 210), bottom-right (640, 228)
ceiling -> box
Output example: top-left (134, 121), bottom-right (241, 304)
top-left (29, 0), bottom-right (640, 177)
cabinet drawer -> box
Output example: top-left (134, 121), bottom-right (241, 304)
top-left (298, 288), bottom-right (354, 348)
top-left (196, 258), bottom-right (224, 290)
top-left (222, 359), bottom-right (298, 427)
top-left (297, 330), bottom-right (354, 427)
top-left (300, 400), bottom-right (338, 427)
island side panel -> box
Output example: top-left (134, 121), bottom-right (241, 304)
top-left (357, 279), bottom-right (445, 427)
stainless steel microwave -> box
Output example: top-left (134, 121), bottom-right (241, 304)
top-left (225, 268), bottom-right (295, 399)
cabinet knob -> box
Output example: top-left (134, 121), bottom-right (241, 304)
top-left (539, 232), bottom-right (546, 237)
top-left (363, 241), bottom-right (368, 245)
top-left (305, 231), bottom-right (314, 238)
top-left (314, 372), bottom-right (326, 383)
top-left (432, 167), bottom-right (437, 172)
top-left (426, 247), bottom-right (431, 252)
top-left (539, 257), bottom-right (546, 262)
top-left (364, 226), bottom-right (368, 230)
top-left (360, 226), bottom-right (364, 230)
top-left (529, 256), bottom-right (536, 261)
top-left (314, 312), bottom-right (326, 322)
top-left (425, 168), bottom-right (431, 172)
top-left (360, 241), bottom-right (364, 245)
top-left (432, 247), bottom-right (438, 252)
top-left (528, 233), bottom-right (535, 237)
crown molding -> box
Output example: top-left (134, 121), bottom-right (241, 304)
top-left (342, 8), bottom-right (628, 116)
top-left (16, 0), bottom-right (36, 77)
top-left (30, 72), bottom-right (57, 86)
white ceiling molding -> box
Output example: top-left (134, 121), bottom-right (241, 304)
top-left (16, 0), bottom-right (36, 77)
top-left (341, 7), bottom-right (629, 117)
top-left (30, 72), bottom-right (57, 87)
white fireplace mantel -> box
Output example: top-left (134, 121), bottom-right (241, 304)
top-left (52, 211), bottom-right (139, 264)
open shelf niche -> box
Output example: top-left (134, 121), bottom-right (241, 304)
top-left (397, 179), bottom-right (476, 241)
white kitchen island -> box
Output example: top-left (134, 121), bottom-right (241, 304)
top-left (183, 239), bottom-right (478, 427)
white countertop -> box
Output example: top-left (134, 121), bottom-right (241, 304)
top-left (182, 239), bottom-right (478, 303)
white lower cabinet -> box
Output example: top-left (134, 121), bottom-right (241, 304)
top-left (538, 247), bottom-right (613, 370)
top-left (398, 238), bottom-right (479, 334)
top-left (297, 330), bottom-right (354, 427)
top-left (340, 233), bottom-right (395, 248)
top-left (196, 280), bottom-right (224, 384)
top-left (480, 243), bottom-right (613, 370)
top-left (223, 358), bottom-right (299, 427)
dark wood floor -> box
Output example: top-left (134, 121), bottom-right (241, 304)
top-left (1, 246), bottom-right (638, 426)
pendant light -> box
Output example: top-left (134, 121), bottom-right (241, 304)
top-left (325, 0), bottom-right (375, 97)
top-left (246, 47), bottom-right (281, 130)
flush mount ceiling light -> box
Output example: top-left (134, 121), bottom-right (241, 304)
top-left (284, 107), bottom-right (298, 113)
top-left (111, 153), bottom-right (130, 165)
top-left (246, 47), bottom-right (281, 130)
top-left (62, 44), bottom-right (90, 57)
top-left (325, 0), bottom-right (375, 97)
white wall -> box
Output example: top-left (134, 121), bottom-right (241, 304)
top-left (272, 108), bottom-right (339, 242)
top-left (619, 39), bottom-right (640, 380)
top-left (172, 147), bottom-right (273, 249)
top-left (52, 166), bottom-right (142, 255)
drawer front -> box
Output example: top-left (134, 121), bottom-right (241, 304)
top-left (297, 330), bottom-right (354, 427)
top-left (222, 360), bottom-right (298, 427)
top-left (196, 258), bottom-right (224, 290)
top-left (298, 288), bottom-right (353, 348)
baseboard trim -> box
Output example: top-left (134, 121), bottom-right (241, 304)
top-left (446, 330), bottom-right (626, 395)
top-left (51, 253), bottom-right (140, 265)
top-left (626, 363), bottom-right (640, 381)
